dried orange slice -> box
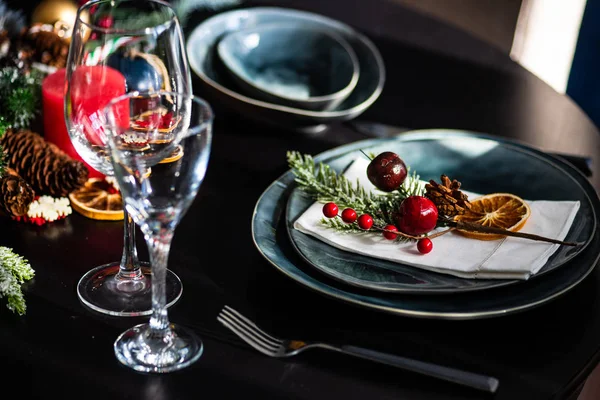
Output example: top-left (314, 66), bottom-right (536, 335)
top-left (159, 145), bottom-right (183, 164)
top-left (454, 193), bottom-right (531, 240)
top-left (68, 178), bottom-right (124, 221)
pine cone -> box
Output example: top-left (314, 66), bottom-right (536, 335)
top-left (0, 173), bottom-right (34, 217)
top-left (425, 175), bottom-right (472, 217)
top-left (0, 129), bottom-right (88, 197)
top-left (22, 24), bottom-right (68, 68)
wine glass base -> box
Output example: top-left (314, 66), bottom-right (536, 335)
top-left (114, 323), bottom-right (203, 373)
top-left (77, 262), bottom-right (182, 317)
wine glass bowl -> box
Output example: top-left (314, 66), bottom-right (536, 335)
top-left (104, 91), bottom-right (213, 372)
top-left (64, 0), bottom-right (191, 316)
top-left (66, 0), bottom-right (190, 176)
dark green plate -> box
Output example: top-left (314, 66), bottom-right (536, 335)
top-left (251, 130), bottom-right (600, 319)
top-left (285, 130), bottom-right (595, 293)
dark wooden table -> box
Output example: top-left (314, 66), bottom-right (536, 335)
top-left (2, 1), bottom-right (600, 399)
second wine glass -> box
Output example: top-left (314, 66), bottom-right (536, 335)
top-left (104, 90), bottom-right (213, 372)
top-left (65, 0), bottom-right (192, 316)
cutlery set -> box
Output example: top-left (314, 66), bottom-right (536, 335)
top-left (218, 305), bottom-right (500, 393)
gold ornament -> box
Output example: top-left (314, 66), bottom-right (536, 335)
top-left (31, 0), bottom-right (88, 41)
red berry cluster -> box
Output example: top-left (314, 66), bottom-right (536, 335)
top-left (322, 202), bottom-right (433, 254)
top-left (322, 202), bottom-right (374, 229)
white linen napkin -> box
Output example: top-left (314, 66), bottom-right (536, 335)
top-left (293, 157), bottom-right (580, 280)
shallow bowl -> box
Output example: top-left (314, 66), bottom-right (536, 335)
top-left (186, 7), bottom-right (386, 133)
top-left (217, 23), bottom-right (360, 111)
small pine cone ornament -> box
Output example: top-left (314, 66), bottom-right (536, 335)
top-left (0, 129), bottom-right (88, 197)
top-left (0, 173), bottom-right (35, 217)
top-left (425, 175), bottom-right (472, 217)
top-left (22, 24), bottom-right (69, 68)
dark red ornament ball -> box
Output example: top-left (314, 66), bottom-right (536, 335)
top-left (395, 196), bottom-right (439, 235)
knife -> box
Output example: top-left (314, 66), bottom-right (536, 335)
top-left (348, 121), bottom-right (593, 177)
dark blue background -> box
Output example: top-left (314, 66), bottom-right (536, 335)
top-left (567, 0), bottom-right (600, 130)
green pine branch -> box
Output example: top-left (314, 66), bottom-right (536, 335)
top-left (320, 216), bottom-right (367, 233)
top-left (0, 67), bottom-right (43, 130)
top-left (0, 247), bottom-right (35, 316)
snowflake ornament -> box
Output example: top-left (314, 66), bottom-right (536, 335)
top-left (13, 196), bottom-right (72, 225)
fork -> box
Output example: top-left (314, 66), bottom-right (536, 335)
top-left (217, 305), bottom-right (499, 393)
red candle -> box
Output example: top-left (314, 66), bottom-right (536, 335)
top-left (69, 65), bottom-right (129, 149)
top-left (42, 68), bottom-right (105, 179)
top-left (42, 66), bottom-right (129, 180)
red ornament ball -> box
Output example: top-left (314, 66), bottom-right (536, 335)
top-left (417, 238), bottom-right (433, 254)
top-left (382, 224), bottom-right (399, 240)
top-left (357, 214), bottom-right (374, 230)
top-left (395, 196), bottom-right (439, 235)
top-left (341, 208), bottom-right (358, 223)
top-left (322, 202), bottom-right (339, 218)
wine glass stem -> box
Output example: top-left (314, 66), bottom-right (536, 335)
top-left (147, 232), bottom-right (173, 333)
top-left (118, 207), bottom-right (142, 279)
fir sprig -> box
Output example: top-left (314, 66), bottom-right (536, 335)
top-left (0, 67), bottom-right (43, 129)
top-left (320, 216), bottom-right (368, 233)
top-left (287, 150), bottom-right (425, 226)
top-left (0, 247), bottom-right (35, 316)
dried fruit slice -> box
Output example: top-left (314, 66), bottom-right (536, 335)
top-left (159, 145), bottom-right (183, 164)
top-left (68, 178), bottom-right (124, 221)
top-left (454, 193), bottom-right (531, 240)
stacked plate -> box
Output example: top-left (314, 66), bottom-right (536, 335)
top-left (251, 129), bottom-right (600, 320)
top-left (186, 7), bottom-right (386, 133)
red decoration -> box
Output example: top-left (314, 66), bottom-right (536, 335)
top-left (322, 202), bottom-right (338, 218)
top-left (417, 238), bottom-right (433, 254)
top-left (13, 214), bottom-right (67, 226)
top-left (357, 214), bottom-right (373, 230)
top-left (395, 196), bottom-right (439, 235)
top-left (132, 111), bottom-right (178, 131)
top-left (42, 68), bottom-right (105, 179)
top-left (366, 151), bottom-right (408, 192)
top-left (97, 15), bottom-right (114, 29)
top-left (382, 224), bottom-right (399, 240)
top-left (341, 208), bottom-right (357, 223)
top-left (69, 65), bottom-right (128, 149)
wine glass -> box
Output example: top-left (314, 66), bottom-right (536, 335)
top-left (65, 0), bottom-right (192, 316)
top-left (103, 90), bottom-right (212, 372)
